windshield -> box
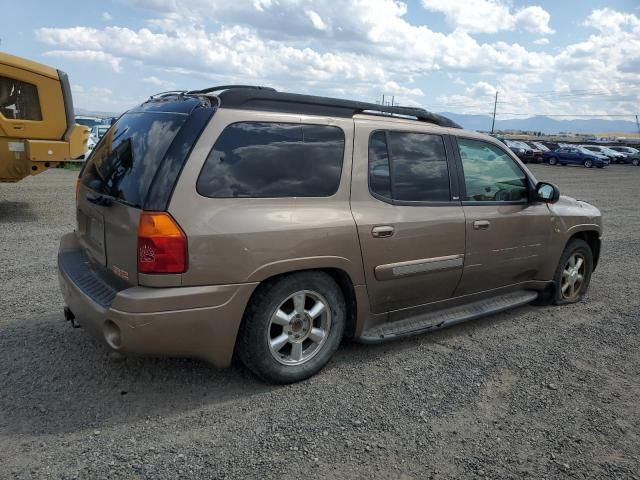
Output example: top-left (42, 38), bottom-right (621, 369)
top-left (80, 111), bottom-right (187, 208)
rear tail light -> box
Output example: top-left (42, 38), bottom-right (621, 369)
top-left (137, 212), bottom-right (187, 274)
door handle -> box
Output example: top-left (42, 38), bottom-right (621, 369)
top-left (473, 220), bottom-right (490, 230)
top-left (372, 225), bottom-right (395, 238)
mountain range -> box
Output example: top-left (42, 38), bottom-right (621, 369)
top-left (440, 112), bottom-right (638, 135)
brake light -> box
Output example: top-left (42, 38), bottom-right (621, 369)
top-left (137, 212), bottom-right (187, 274)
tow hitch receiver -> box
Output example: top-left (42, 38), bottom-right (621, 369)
top-left (64, 306), bottom-right (81, 328)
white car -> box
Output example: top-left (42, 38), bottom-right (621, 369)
top-left (580, 145), bottom-right (626, 163)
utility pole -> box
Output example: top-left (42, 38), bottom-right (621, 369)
top-left (491, 91), bottom-right (498, 134)
top-left (636, 115), bottom-right (640, 136)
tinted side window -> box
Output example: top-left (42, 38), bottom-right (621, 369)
top-left (197, 122), bottom-right (344, 198)
top-left (0, 75), bottom-right (42, 121)
top-left (458, 138), bottom-right (528, 202)
top-left (368, 131), bottom-right (392, 198)
top-left (388, 132), bottom-right (450, 202)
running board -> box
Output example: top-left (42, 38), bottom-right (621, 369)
top-left (358, 290), bottom-right (538, 344)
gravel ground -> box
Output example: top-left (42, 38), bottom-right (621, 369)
top-left (1, 164), bottom-right (639, 479)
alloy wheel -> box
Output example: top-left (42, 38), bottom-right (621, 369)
top-left (267, 290), bottom-right (332, 365)
top-left (561, 253), bottom-right (586, 301)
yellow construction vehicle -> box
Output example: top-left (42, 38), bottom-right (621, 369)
top-left (0, 52), bottom-right (87, 182)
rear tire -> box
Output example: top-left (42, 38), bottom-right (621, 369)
top-left (548, 157), bottom-right (558, 166)
top-left (584, 159), bottom-right (593, 168)
top-left (633, 158), bottom-right (639, 166)
top-left (236, 271), bottom-right (346, 384)
top-left (552, 239), bottom-right (594, 305)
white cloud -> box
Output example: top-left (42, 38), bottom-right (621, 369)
top-left (102, 11), bottom-right (113, 21)
top-left (35, 2), bottom-right (640, 117)
top-left (42, 49), bottom-right (122, 72)
top-left (143, 75), bottom-right (176, 88)
top-left (421, 0), bottom-right (554, 34)
top-left (305, 10), bottom-right (328, 32)
top-left (533, 38), bottom-right (549, 45)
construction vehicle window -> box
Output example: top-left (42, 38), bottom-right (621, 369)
top-left (0, 76), bottom-right (43, 121)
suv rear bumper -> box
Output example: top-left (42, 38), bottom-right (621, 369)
top-left (57, 233), bottom-right (258, 367)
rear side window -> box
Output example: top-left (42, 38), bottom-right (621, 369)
top-left (81, 112), bottom-right (187, 208)
top-left (0, 75), bottom-right (42, 121)
top-left (197, 122), bottom-right (344, 198)
top-left (368, 131), bottom-right (451, 202)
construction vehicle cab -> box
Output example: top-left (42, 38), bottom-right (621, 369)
top-left (0, 52), bottom-right (87, 182)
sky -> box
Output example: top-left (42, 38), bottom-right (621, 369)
top-left (2, 0), bottom-right (639, 120)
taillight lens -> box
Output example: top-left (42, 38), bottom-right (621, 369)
top-left (137, 212), bottom-right (187, 274)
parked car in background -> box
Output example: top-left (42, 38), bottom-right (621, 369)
top-left (545, 146), bottom-right (608, 168)
top-left (503, 140), bottom-right (542, 163)
top-left (75, 115), bottom-right (106, 129)
top-left (528, 141), bottom-right (550, 152)
top-left (609, 146), bottom-right (640, 166)
top-left (540, 141), bottom-right (561, 151)
top-left (580, 145), bottom-right (626, 164)
top-left (576, 146), bottom-right (609, 162)
top-left (57, 86), bottom-right (602, 383)
top-left (85, 125), bottom-right (111, 157)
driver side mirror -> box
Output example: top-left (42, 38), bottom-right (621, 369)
top-left (535, 182), bottom-right (560, 203)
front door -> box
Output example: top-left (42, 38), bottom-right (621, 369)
top-left (452, 137), bottom-right (552, 296)
top-left (350, 120), bottom-right (466, 314)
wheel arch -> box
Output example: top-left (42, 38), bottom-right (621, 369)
top-left (239, 267), bottom-right (363, 345)
top-left (567, 230), bottom-right (601, 271)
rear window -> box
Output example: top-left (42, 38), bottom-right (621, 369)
top-left (197, 122), bottom-right (344, 198)
top-left (81, 112), bottom-right (187, 208)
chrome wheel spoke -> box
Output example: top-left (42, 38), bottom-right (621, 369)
top-left (575, 274), bottom-right (584, 284)
top-left (272, 309), bottom-right (291, 327)
top-left (575, 257), bottom-right (584, 271)
top-left (293, 293), bottom-right (306, 315)
top-left (290, 342), bottom-right (303, 362)
top-left (308, 328), bottom-right (325, 343)
top-left (308, 301), bottom-right (326, 320)
top-left (561, 281), bottom-right (570, 293)
top-left (270, 334), bottom-right (289, 352)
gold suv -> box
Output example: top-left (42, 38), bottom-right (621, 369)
top-left (58, 86), bottom-right (602, 383)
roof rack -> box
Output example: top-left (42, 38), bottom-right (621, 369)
top-left (208, 86), bottom-right (461, 129)
top-left (186, 85), bottom-right (276, 95)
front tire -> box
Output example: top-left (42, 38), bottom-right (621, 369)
top-left (633, 158), bottom-right (639, 166)
top-left (552, 239), bottom-right (594, 305)
top-left (237, 271), bottom-right (346, 383)
top-left (548, 157), bottom-right (558, 166)
top-left (584, 159), bottom-right (593, 168)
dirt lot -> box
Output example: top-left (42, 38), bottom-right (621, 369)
top-left (1, 164), bottom-right (639, 479)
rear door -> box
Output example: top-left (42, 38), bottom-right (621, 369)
top-left (77, 110), bottom-right (189, 285)
top-left (350, 119), bottom-right (466, 314)
top-left (452, 136), bottom-right (552, 296)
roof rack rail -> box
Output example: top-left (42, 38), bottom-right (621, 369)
top-left (186, 85), bottom-right (276, 95)
top-left (214, 87), bottom-right (461, 129)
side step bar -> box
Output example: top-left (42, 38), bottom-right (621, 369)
top-left (358, 290), bottom-right (538, 344)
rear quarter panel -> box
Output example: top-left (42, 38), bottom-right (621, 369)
top-left (169, 108), bottom-right (365, 287)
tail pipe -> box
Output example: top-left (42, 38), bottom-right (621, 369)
top-left (63, 306), bottom-right (81, 328)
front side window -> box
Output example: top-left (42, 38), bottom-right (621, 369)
top-left (0, 75), bottom-right (42, 121)
top-left (368, 131), bottom-right (451, 202)
top-left (197, 122), bottom-right (344, 198)
top-left (458, 138), bottom-right (528, 202)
